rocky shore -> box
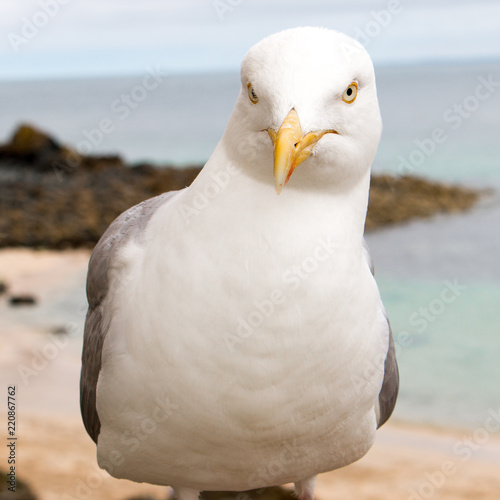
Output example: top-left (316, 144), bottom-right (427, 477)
top-left (0, 124), bottom-right (483, 249)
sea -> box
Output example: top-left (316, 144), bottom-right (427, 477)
top-left (1, 60), bottom-right (499, 430)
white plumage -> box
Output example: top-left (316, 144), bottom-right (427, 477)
top-left (80, 27), bottom-right (398, 500)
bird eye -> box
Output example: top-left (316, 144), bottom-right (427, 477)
top-left (342, 82), bottom-right (358, 103)
top-left (247, 83), bottom-right (259, 104)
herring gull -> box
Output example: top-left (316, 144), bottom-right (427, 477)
top-left (80, 26), bottom-right (399, 500)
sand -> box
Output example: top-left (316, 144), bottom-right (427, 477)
top-left (1, 415), bottom-right (499, 500)
top-left (1, 249), bottom-right (499, 500)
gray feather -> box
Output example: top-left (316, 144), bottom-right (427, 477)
top-left (80, 191), bottom-right (180, 443)
top-left (363, 237), bottom-right (399, 428)
top-left (377, 321), bottom-right (399, 428)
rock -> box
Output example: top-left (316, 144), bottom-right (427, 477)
top-left (124, 496), bottom-right (157, 500)
top-left (0, 123), bottom-right (126, 175)
top-left (0, 124), bottom-right (62, 172)
top-left (50, 325), bottom-right (70, 335)
top-left (200, 488), bottom-right (298, 500)
top-left (0, 281), bottom-right (7, 295)
top-left (0, 123), bottom-right (60, 158)
top-left (9, 295), bottom-right (37, 306)
top-left (145, 487), bottom-right (310, 500)
top-left (365, 175), bottom-right (482, 230)
top-left (0, 469), bottom-right (38, 500)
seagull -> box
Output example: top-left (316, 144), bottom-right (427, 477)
top-left (80, 26), bottom-right (398, 500)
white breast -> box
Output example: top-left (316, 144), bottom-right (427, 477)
top-left (95, 184), bottom-right (389, 490)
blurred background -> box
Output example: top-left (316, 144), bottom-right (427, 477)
top-left (1, 1), bottom-right (499, 500)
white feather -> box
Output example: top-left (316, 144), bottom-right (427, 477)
top-left (94, 27), bottom-right (388, 492)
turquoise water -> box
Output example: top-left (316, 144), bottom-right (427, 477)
top-left (368, 238), bottom-right (500, 427)
top-left (380, 276), bottom-right (500, 429)
top-left (365, 200), bottom-right (500, 428)
top-left (1, 62), bottom-right (499, 429)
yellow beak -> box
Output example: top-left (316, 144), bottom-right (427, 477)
top-left (268, 108), bottom-right (337, 195)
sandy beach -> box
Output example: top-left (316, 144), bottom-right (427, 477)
top-left (1, 249), bottom-right (500, 500)
top-left (2, 414), bottom-right (500, 500)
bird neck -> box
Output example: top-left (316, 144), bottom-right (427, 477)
top-left (188, 141), bottom-right (371, 255)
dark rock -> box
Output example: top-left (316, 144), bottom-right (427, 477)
top-left (200, 488), bottom-right (298, 500)
top-left (365, 175), bottom-right (482, 230)
top-left (0, 470), bottom-right (37, 500)
top-left (0, 123), bottom-right (60, 160)
top-left (0, 281), bottom-right (7, 295)
top-left (124, 496), bottom-right (156, 500)
top-left (0, 124), bottom-right (70, 175)
top-left (0, 123), bottom-right (127, 176)
top-left (9, 295), bottom-right (37, 306)
top-left (50, 325), bottom-right (69, 335)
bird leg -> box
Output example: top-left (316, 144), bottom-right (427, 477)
top-left (173, 487), bottom-right (200, 500)
top-left (294, 475), bottom-right (317, 500)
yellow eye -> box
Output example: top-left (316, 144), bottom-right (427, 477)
top-left (342, 82), bottom-right (358, 103)
top-left (247, 83), bottom-right (259, 104)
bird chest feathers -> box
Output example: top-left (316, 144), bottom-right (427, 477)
top-left (83, 26), bottom-right (399, 497)
top-left (96, 216), bottom-right (388, 488)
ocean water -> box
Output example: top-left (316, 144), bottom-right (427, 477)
top-left (1, 61), bottom-right (499, 430)
top-left (1, 61), bottom-right (499, 185)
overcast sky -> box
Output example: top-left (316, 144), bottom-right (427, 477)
top-left (1, 0), bottom-right (500, 80)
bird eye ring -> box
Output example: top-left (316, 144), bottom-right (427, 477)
top-left (247, 83), bottom-right (259, 104)
top-left (342, 82), bottom-right (358, 103)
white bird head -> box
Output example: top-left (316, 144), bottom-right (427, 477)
top-left (224, 26), bottom-right (383, 195)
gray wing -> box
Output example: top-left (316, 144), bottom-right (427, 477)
top-left (362, 238), bottom-right (399, 428)
top-left (377, 319), bottom-right (399, 428)
top-left (80, 191), bottom-right (180, 443)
